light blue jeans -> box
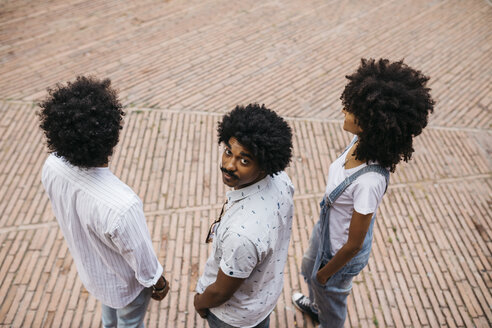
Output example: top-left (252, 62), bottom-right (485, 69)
top-left (206, 309), bottom-right (270, 328)
top-left (101, 287), bottom-right (152, 328)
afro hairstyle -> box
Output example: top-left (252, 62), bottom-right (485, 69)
top-left (217, 104), bottom-right (293, 176)
top-left (340, 58), bottom-right (434, 172)
top-left (38, 76), bottom-right (124, 168)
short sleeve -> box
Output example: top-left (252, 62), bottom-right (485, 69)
top-left (110, 202), bottom-right (163, 287)
top-left (219, 231), bottom-right (259, 279)
top-left (352, 172), bottom-right (387, 215)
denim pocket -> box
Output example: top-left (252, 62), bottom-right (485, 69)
top-left (314, 269), bottom-right (352, 294)
top-left (333, 271), bottom-right (354, 293)
top-left (340, 260), bottom-right (366, 277)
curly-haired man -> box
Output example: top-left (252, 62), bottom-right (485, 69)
top-left (292, 58), bottom-right (434, 328)
top-left (39, 76), bottom-right (169, 328)
top-left (194, 104), bottom-right (295, 328)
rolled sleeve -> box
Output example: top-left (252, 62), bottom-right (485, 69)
top-left (219, 232), bottom-right (259, 279)
top-left (110, 203), bottom-right (163, 287)
top-left (353, 173), bottom-right (386, 215)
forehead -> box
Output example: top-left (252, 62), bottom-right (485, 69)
top-left (225, 137), bottom-right (254, 157)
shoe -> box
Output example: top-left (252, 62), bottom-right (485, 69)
top-left (292, 292), bottom-right (319, 323)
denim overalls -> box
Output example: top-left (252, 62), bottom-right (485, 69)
top-left (301, 144), bottom-right (389, 328)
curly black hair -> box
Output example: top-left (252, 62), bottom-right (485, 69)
top-left (340, 58), bottom-right (434, 172)
top-left (38, 76), bottom-right (124, 168)
top-left (218, 104), bottom-right (293, 176)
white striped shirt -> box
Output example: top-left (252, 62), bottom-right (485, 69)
top-left (41, 154), bottom-right (163, 308)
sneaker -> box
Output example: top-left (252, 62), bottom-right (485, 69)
top-left (292, 292), bottom-right (319, 323)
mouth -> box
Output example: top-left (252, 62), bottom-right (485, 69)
top-left (222, 171), bottom-right (235, 181)
top-left (220, 167), bottom-right (238, 181)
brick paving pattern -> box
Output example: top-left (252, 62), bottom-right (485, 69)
top-left (0, 0), bottom-right (490, 327)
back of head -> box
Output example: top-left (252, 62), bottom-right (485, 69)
top-left (38, 76), bottom-right (124, 168)
top-left (217, 104), bottom-right (293, 176)
top-left (341, 58), bottom-right (435, 172)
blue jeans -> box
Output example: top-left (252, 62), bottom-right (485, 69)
top-left (206, 309), bottom-right (270, 328)
top-left (301, 220), bottom-right (370, 328)
top-left (101, 287), bottom-right (152, 328)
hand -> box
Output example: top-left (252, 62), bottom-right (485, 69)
top-left (194, 293), bottom-right (208, 318)
top-left (316, 270), bottom-right (330, 285)
top-left (151, 277), bottom-right (170, 301)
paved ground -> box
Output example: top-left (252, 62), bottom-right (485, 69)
top-left (0, 0), bottom-right (491, 327)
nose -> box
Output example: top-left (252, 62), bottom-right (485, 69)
top-left (224, 157), bottom-right (237, 172)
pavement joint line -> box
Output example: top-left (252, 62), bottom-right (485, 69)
top-left (387, 173), bottom-right (492, 189)
top-left (1, 99), bottom-right (490, 133)
top-left (0, 221), bottom-right (59, 234)
top-left (0, 173), bottom-right (489, 235)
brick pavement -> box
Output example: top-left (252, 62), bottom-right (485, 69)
top-left (0, 0), bottom-right (490, 327)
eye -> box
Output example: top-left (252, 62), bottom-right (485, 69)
top-left (240, 158), bottom-right (249, 165)
top-left (224, 148), bottom-right (232, 156)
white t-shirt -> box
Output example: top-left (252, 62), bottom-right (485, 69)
top-left (42, 154), bottom-right (163, 308)
top-left (196, 172), bottom-right (294, 327)
top-left (325, 137), bottom-right (387, 256)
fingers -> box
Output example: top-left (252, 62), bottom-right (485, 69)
top-left (198, 309), bottom-right (207, 318)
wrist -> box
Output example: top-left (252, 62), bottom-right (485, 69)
top-left (194, 293), bottom-right (204, 309)
top-left (323, 273), bottom-right (331, 282)
top-left (153, 276), bottom-right (167, 291)
top-left (317, 270), bottom-right (329, 283)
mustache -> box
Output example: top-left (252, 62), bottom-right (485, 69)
top-left (220, 167), bottom-right (238, 180)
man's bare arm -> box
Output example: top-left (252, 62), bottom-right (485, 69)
top-left (194, 269), bottom-right (245, 317)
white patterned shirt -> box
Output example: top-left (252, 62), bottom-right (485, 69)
top-left (41, 154), bottom-right (163, 308)
top-left (196, 171), bottom-right (294, 327)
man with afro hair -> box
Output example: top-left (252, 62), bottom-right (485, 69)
top-left (39, 76), bottom-right (169, 328)
top-left (194, 104), bottom-right (295, 327)
top-left (292, 58), bottom-right (434, 328)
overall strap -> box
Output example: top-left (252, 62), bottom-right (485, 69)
top-left (326, 165), bottom-right (390, 207)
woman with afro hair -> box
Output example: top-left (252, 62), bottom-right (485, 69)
top-left (292, 58), bottom-right (434, 327)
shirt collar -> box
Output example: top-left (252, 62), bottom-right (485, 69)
top-left (53, 153), bottom-right (110, 172)
top-left (226, 175), bottom-right (271, 203)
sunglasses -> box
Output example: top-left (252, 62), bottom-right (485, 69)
top-left (205, 201), bottom-right (228, 243)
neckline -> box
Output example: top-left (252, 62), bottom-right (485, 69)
top-left (226, 174), bottom-right (271, 203)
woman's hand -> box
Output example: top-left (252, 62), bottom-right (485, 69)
top-left (316, 270), bottom-right (330, 285)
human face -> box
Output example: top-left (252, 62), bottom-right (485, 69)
top-left (220, 137), bottom-right (266, 189)
top-left (342, 108), bottom-right (363, 135)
